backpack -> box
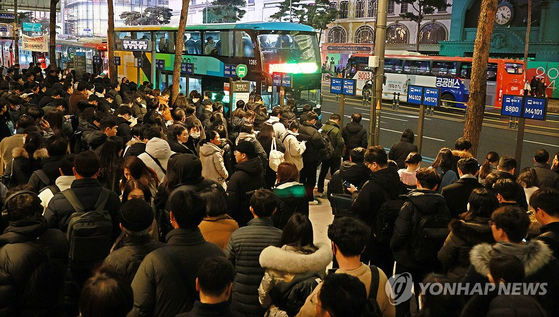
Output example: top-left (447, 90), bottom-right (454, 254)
top-left (371, 180), bottom-right (406, 243)
top-left (409, 202), bottom-right (451, 264)
top-left (63, 188), bottom-right (113, 267)
top-left (269, 271), bottom-right (322, 316)
top-left (362, 265), bottom-right (383, 317)
top-left (319, 126), bottom-right (336, 160)
top-left (34, 169), bottom-right (51, 191)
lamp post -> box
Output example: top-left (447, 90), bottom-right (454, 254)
top-left (370, 0), bottom-right (387, 146)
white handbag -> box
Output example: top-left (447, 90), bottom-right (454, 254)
top-left (268, 137), bottom-right (285, 172)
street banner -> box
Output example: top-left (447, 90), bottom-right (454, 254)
top-left (22, 34), bottom-right (48, 52)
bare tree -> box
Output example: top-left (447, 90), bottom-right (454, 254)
top-left (172, 0), bottom-right (190, 104)
top-left (107, 0), bottom-right (117, 82)
top-left (462, 0), bottom-right (498, 156)
top-left (49, 0), bottom-right (59, 68)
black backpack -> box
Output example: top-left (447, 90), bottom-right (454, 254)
top-left (63, 188), bottom-right (113, 268)
top-left (362, 265), bottom-right (383, 317)
top-left (409, 202), bottom-right (451, 264)
top-left (269, 271), bottom-right (322, 316)
top-left (319, 126), bottom-right (336, 160)
top-left (371, 180), bottom-right (406, 243)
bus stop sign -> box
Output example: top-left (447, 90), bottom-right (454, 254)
top-left (236, 64), bottom-right (247, 79)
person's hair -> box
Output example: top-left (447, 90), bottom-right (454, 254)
top-left (491, 206), bottom-right (530, 243)
top-left (302, 104), bottom-right (313, 112)
top-left (45, 109), bottom-right (65, 134)
top-left (484, 173), bottom-right (499, 192)
top-left (214, 124), bottom-right (227, 139)
top-left (416, 274), bottom-right (463, 317)
top-left (77, 81), bottom-right (88, 92)
top-left (197, 256), bottom-right (234, 297)
top-left (351, 113), bottom-right (362, 123)
top-left (457, 157), bottom-right (479, 175)
top-left (454, 137), bottom-right (472, 151)
top-left (115, 106), bottom-right (132, 116)
top-left (170, 190), bottom-right (206, 228)
top-left (79, 266), bottom-right (133, 317)
top-left (401, 128), bottom-right (415, 143)
top-left (489, 254), bottom-right (525, 284)
top-left (529, 188), bottom-right (559, 217)
top-left (416, 168), bottom-right (441, 190)
top-left (319, 273), bottom-right (367, 317)
top-left (364, 146), bottom-right (388, 167)
top-left (479, 151), bottom-right (499, 180)
top-left (17, 114), bottom-right (36, 130)
top-left (74, 150), bottom-right (100, 178)
top-left (23, 132), bottom-right (43, 159)
top-left (517, 167), bottom-right (538, 188)
top-left (168, 124), bottom-right (187, 142)
top-left (276, 162), bottom-right (299, 183)
top-left (463, 188), bottom-right (500, 220)
top-left (280, 214), bottom-right (315, 250)
top-left (239, 123), bottom-right (254, 134)
top-left (405, 152), bottom-right (422, 165)
top-left (198, 186), bottom-right (228, 217)
top-left (172, 108), bottom-right (185, 121)
top-left (121, 178), bottom-right (152, 203)
top-left (27, 106), bottom-right (44, 120)
top-left (494, 178), bottom-right (518, 201)
top-left (122, 156), bottom-right (159, 188)
top-left (99, 117), bottom-right (118, 132)
top-left (305, 111), bottom-right (318, 122)
top-left (349, 147), bottom-right (366, 163)
top-left (249, 189), bottom-right (277, 217)
top-left (206, 130), bottom-right (219, 143)
top-left (46, 135), bottom-right (68, 156)
top-left (98, 136), bottom-right (123, 169)
top-left (142, 125), bottom-right (162, 140)
top-left (329, 113), bottom-right (341, 121)
top-left (498, 156), bottom-right (517, 172)
top-left (287, 120), bottom-right (299, 131)
top-left (4, 188), bottom-right (42, 221)
top-left (534, 149), bottom-right (549, 163)
top-left (59, 154), bottom-right (76, 176)
top-left (327, 217), bottom-right (370, 257)
top-left (271, 106), bottom-right (283, 117)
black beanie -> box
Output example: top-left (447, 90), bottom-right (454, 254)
top-left (120, 199), bottom-right (154, 232)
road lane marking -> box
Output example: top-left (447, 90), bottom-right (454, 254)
top-left (380, 128), bottom-right (445, 142)
top-left (524, 140), bottom-right (559, 148)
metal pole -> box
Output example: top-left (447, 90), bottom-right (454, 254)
top-left (151, 40), bottom-right (157, 88)
top-left (339, 94), bottom-right (345, 127)
top-left (514, 118), bottom-right (525, 176)
top-left (372, 0), bottom-right (387, 146)
top-left (368, 72), bottom-right (375, 146)
top-left (417, 104), bottom-right (425, 153)
top-left (13, 0), bottom-right (19, 65)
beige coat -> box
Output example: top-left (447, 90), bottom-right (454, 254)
top-left (200, 142), bottom-right (228, 190)
top-left (281, 131), bottom-right (306, 171)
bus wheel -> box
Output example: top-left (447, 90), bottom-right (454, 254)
top-left (441, 93), bottom-right (455, 107)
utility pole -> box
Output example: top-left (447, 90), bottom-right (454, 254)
top-left (370, 0), bottom-right (387, 146)
top-left (13, 0), bottom-right (19, 65)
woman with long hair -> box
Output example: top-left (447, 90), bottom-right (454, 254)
top-left (430, 147), bottom-right (458, 190)
top-left (166, 124), bottom-right (195, 155)
top-left (98, 136), bottom-right (124, 193)
top-left (438, 188), bottom-right (499, 280)
top-left (45, 108), bottom-right (73, 138)
top-left (258, 214), bottom-right (332, 317)
top-left (479, 151), bottom-right (499, 185)
top-left (121, 156), bottom-right (159, 197)
top-left (272, 162), bottom-right (308, 229)
top-left (198, 186), bottom-right (238, 249)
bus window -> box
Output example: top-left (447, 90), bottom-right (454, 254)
top-left (156, 31), bottom-right (169, 53)
top-left (204, 31), bottom-right (222, 56)
top-left (115, 32), bottom-right (131, 50)
top-left (258, 32), bottom-right (319, 73)
top-left (132, 31), bottom-right (151, 40)
top-left (403, 60), bottom-right (430, 75)
top-left (385, 59), bottom-right (403, 73)
top-left (487, 63), bottom-right (497, 81)
top-left (235, 31), bottom-right (254, 58)
top-left (432, 61), bottom-right (457, 77)
top-left (184, 31), bottom-right (201, 55)
top-left (505, 63), bottom-right (523, 74)
top-left (459, 62), bottom-right (472, 79)
top-left (219, 31), bottom-right (233, 57)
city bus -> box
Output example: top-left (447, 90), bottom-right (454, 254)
top-left (113, 22), bottom-right (322, 112)
top-left (347, 53), bottom-right (525, 108)
top-left (56, 38), bottom-right (108, 74)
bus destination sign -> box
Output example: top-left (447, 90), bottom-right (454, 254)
top-left (423, 88), bottom-right (440, 107)
top-left (523, 97), bottom-right (547, 120)
top-left (330, 78), bottom-right (342, 94)
top-left (501, 95), bottom-right (523, 117)
top-left (407, 85), bottom-right (423, 105)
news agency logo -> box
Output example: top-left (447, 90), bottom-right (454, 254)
top-left (386, 273), bottom-right (413, 305)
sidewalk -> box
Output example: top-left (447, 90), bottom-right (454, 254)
top-left (308, 197), bottom-right (334, 245)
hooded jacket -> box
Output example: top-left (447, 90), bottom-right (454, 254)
top-left (464, 240), bottom-right (559, 316)
top-left (341, 121), bottom-right (368, 157)
top-left (320, 120), bottom-right (344, 158)
top-left (281, 131), bottom-right (306, 171)
top-left (437, 217), bottom-right (494, 280)
top-left (27, 154), bottom-right (65, 193)
top-left (199, 142), bottom-right (228, 190)
top-left (389, 137), bottom-right (418, 169)
top-left (258, 243), bottom-right (332, 317)
top-left (2, 147), bottom-right (46, 187)
top-left (272, 181), bottom-right (309, 229)
top-left (0, 215), bottom-right (69, 317)
top-left (391, 189), bottom-right (451, 269)
top-left (298, 122), bottom-right (324, 163)
top-left (226, 157), bottom-right (265, 227)
top-left (138, 137), bottom-right (173, 184)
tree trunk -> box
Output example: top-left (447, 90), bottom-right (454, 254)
top-left (524, 0), bottom-right (531, 62)
top-left (14, 0), bottom-right (19, 66)
top-left (463, 0), bottom-right (498, 157)
top-left (107, 0), bottom-right (117, 82)
top-left (49, 0), bottom-right (59, 68)
top-left (415, 16), bottom-right (421, 52)
top-left (172, 0), bottom-right (190, 105)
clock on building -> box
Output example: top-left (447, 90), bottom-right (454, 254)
top-left (495, 1), bottom-right (514, 26)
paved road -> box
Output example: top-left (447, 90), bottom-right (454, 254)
top-left (320, 93), bottom-right (559, 170)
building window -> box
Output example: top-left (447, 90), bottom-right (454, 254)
top-left (340, 1), bottom-right (349, 19)
top-left (328, 26), bottom-right (347, 43)
top-left (386, 23), bottom-right (409, 44)
top-left (354, 25), bottom-right (375, 43)
top-left (419, 22), bottom-right (447, 44)
top-left (356, 0), bottom-right (366, 18)
top-left (400, 3), bottom-right (408, 14)
top-left (387, 0), bottom-right (395, 14)
top-left (367, 0), bottom-right (377, 17)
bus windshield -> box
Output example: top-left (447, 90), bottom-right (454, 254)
top-left (258, 32), bottom-right (320, 74)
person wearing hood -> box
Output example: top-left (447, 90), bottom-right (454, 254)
top-left (389, 129), bottom-right (419, 169)
top-left (350, 146), bottom-right (406, 275)
top-left (0, 189), bottom-right (69, 316)
top-left (281, 121), bottom-right (306, 172)
top-left (200, 130), bottom-right (228, 190)
top-left (463, 206), bottom-right (559, 316)
top-left (438, 188), bottom-right (499, 280)
top-left (341, 113), bottom-right (368, 161)
top-left (450, 137), bottom-right (473, 176)
top-left (2, 132), bottom-right (46, 187)
top-left (390, 168), bottom-right (451, 317)
top-left (138, 137), bottom-right (173, 184)
top-left (227, 141), bottom-right (265, 227)
top-left (272, 162), bottom-right (309, 230)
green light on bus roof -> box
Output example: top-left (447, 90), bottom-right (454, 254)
top-left (269, 62), bottom-right (318, 74)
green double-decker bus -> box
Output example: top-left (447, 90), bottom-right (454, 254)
top-left (113, 22), bottom-right (322, 111)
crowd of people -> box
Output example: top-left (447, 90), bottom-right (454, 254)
top-left (0, 63), bottom-right (558, 317)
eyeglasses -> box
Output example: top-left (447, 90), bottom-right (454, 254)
top-left (310, 293), bottom-right (329, 314)
top-left (488, 220), bottom-right (495, 227)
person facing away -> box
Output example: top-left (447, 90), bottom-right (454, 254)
top-left (494, 155), bottom-right (528, 210)
top-left (78, 266), bottom-right (134, 317)
top-left (130, 190), bottom-right (224, 317)
top-left (530, 188), bottom-right (559, 259)
top-left (441, 157), bottom-right (484, 219)
top-left (315, 274), bottom-right (368, 317)
top-left (389, 128), bottom-right (419, 169)
top-left (198, 186), bottom-right (239, 250)
top-left (225, 189), bottom-right (283, 317)
top-left (177, 256), bottom-right (235, 317)
top-left (341, 112), bottom-right (368, 161)
top-left (272, 162), bottom-right (309, 230)
top-left (532, 149), bottom-right (559, 190)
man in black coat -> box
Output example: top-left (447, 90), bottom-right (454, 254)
top-left (27, 136), bottom-right (68, 193)
top-left (531, 188), bottom-right (559, 258)
top-left (494, 156), bottom-right (528, 210)
top-left (441, 157), bottom-right (484, 218)
top-left (297, 111), bottom-right (324, 203)
top-left (114, 106), bottom-right (133, 144)
top-left (0, 190), bottom-right (69, 316)
top-left (389, 128), bottom-right (418, 169)
top-left (533, 149), bottom-right (559, 190)
top-left (341, 113), bottom-right (368, 160)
